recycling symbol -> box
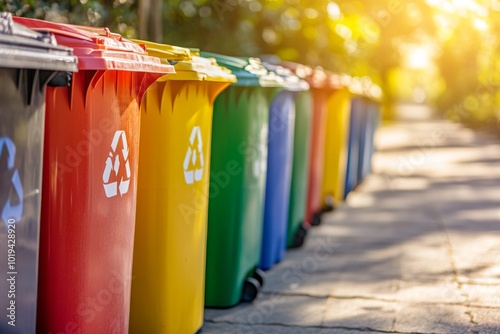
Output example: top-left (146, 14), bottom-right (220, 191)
top-left (183, 126), bottom-right (204, 185)
top-left (102, 130), bottom-right (131, 198)
top-left (0, 137), bottom-right (23, 227)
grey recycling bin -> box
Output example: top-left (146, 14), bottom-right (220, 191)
top-left (0, 12), bottom-right (78, 334)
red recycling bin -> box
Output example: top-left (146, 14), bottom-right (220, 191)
top-left (13, 17), bottom-right (173, 333)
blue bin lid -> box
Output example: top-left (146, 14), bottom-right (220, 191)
top-left (0, 12), bottom-right (78, 72)
top-left (262, 62), bottom-right (310, 92)
top-left (200, 52), bottom-right (285, 87)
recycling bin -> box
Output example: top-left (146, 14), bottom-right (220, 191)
top-left (321, 86), bottom-right (352, 209)
top-left (286, 88), bottom-right (313, 249)
top-left (0, 13), bottom-right (77, 334)
top-left (281, 63), bottom-right (340, 226)
top-left (202, 53), bottom-right (284, 307)
top-left (128, 42), bottom-right (235, 334)
top-left (358, 99), bottom-right (380, 182)
top-left (259, 63), bottom-right (309, 269)
top-left (14, 17), bottom-right (172, 334)
top-left (344, 97), bottom-right (365, 197)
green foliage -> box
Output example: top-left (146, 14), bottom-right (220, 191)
top-left (1, 0), bottom-right (138, 37)
top-left (3, 0), bottom-right (500, 124)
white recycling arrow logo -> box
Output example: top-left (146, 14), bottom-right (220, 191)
top-left (102, 130), bottom-right (131, 198)
top-left (183, 126), bottom-right (204, 185)
top-left (0, 137), bottom-right (23, 228)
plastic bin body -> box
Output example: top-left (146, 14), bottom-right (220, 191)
top-left (277, 64), bottom-right (337, 225)
top-left (321, 88), bottom-right (351, 206)
top-left (129, 43), bottom-right (234, 334)
top-left (286, 91), bottom-right (313, 247)
top-left (358, 99), bottom-right (379, 181)
top-left (14, 17), bottom-right (171, 334)
top-left (344, 97), bottom-right (364, 197)
top-left (203, 54), bottom-right (284, 307)
top-left (206, 87), bottom-right (270, 307)
top-left (260, 90), bottom-right (296, 270)
top-left (0, 14), bottom-right (77, 333)
top-left (305, 89), bottom-right (330, 222)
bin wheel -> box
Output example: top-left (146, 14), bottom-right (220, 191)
top-left (311, 211), bottom-right (322, 226)
top-left (322, 204), bottom-right (335, 213)
top-left (241, 277), bottom-right (261, 302)
top-left (253, 268), bottom-right (265, 287)
top-left (322, 195), bottom-right (335, 213)
top-left (290, 224), bottom-right (308, 249)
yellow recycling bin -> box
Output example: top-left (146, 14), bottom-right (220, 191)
top-left (321, 86), bottom-right (352, 207)
top-left (129, 41), bottom-right (236, 334)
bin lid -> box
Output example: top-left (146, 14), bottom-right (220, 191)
top-left (345, 76), bottom-right (382, 101)
top-left (279, 61), bottom-right (342, 91)
top-left (0, 12), bottom-right (77, 72)
top-left (200, 52), bottom-right (285, 88)
top-left (131, 40), bottom-right (236, 83)
top-left (12, 17), bottom-right (173, 73)
top-left (262, 62), bottom-right (309, 92)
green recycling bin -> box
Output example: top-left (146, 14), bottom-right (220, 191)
top-left (201, 53), bottom-right (284, 307)
top-left (286, 87), bottom-right (313, 248)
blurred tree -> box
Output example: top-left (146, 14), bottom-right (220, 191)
top-left (139, 0), bottom-right (162, 41)
top-left (0, 0), bottom-right (138, 37)
top-left (4, 0), bottom-right (500, 125)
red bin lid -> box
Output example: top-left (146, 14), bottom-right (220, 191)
top-left (12, 17), bottom-right (174, 73)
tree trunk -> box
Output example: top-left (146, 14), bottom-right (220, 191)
top-left (139, 0), bottom-right (163, 42)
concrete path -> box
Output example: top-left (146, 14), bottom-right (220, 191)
top-left (201, 115), bottom-right (500, 334)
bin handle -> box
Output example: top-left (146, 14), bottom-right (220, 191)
top-left (73, 26), bottom-right (123, 41)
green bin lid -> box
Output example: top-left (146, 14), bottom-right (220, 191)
top-left (200, 52), bottom-right (285, 87)
top-left (0, 12), bottom-right (78, 72)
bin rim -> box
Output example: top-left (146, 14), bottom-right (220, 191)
top-left (200, 51), bottom-right (285, 88)
top-left (277, 61), bottom-right (342, 91)
top-left (0, 12), bottom-right (78, 72)
top-left (131, 39), bottom-right (236, 83)
top-left (262, 62), bottom-right (310, 92)
top-left (12, 17), bottom-right (174, 74)
top-left (346, 76), bottom-right (383, 101)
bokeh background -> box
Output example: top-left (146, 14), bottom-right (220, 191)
top-left (3, 0), bottom-right (500, 125)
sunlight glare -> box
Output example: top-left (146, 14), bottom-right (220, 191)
top-left (473, 18), bottom-right (489, 31)
top-left (405, 46), bottom-right (431, 69)
top-left (327, 2), bottom-right (342, 20)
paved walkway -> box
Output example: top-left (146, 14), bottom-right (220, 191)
top-left (201, 115), bottom-right (500, 334)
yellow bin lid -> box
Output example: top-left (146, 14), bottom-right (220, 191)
top-left (132, 39), bottom-right (236, 83)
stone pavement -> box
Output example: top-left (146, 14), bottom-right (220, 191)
top-left (201, 115), bottom-right (500, 334)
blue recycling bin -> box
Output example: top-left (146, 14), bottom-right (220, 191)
top-left (344, 97), bottom-right (364, 198)
top-left (259, 64), bottom-right (307, 270)
top-left (0, 13), bottom-right (77, 334)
